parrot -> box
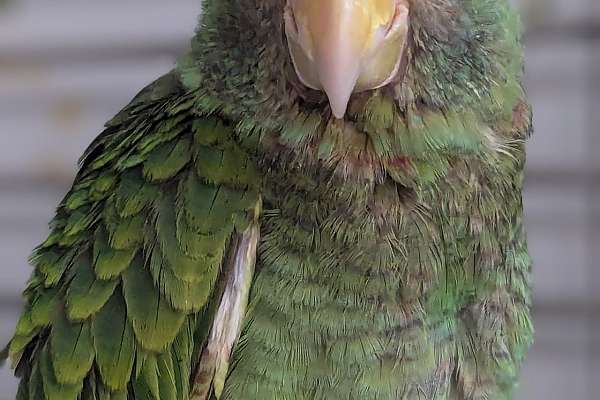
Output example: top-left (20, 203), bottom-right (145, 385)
top-left (2, 0), bottom-right (534, 399)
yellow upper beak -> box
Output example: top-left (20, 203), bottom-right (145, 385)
top-left (285, 0), bottom-right (409, 118)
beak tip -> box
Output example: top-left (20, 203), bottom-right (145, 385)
top-left (320, 66), bottom-right (357, 120)
top-left (331, 106), bottom-right (347, 119)
top-left (326, 90), bottom-right (352, 119)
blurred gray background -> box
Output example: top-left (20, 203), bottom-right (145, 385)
top-left (0, 0), bottom-right (598, 398)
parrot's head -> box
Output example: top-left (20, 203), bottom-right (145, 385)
top-left (283, 0), bottom-right (409, 119)
top-left (181, 0), bottom-right (524, 178)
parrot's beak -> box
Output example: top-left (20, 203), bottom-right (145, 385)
top-left (285, 0), bottom-right (409, 119)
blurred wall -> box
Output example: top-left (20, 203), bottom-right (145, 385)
top-left (0, 0), bottom-right (598, 398)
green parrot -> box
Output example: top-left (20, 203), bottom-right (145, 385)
top-left (3, 0), bottom-right (534, 399)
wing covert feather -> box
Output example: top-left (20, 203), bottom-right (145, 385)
top-left (8, 72), bottom-right (261, 399)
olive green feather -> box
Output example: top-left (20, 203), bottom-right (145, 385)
top-left (8, 70), bottom-right (260, 399)
top-left (40, 344), bottom-right (83, 400)
top-left (92, 290), bottom-right (136, 391)
top-left (93, 226), bottom-right (138, 280)
top-left (66, 251), bottom-right (118, 320)
top-left (121, 254), bottom-right (186, 352)
top-left (49, 309), bottom-right (95, 385)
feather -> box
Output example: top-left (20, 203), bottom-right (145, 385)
top-left (28, 361), bottom-right (44, 400)
top-left (154, 188), bottom-right (222, 283)
top-left (133, 354), bottom-right (160, 400)
top-left (0, 342), bottom-right (8, 368)
top-left (171, 319), bottom-right (195, 397)
top-left (31, 247), bottom-right (71, 287)
top-left (148, 246), bottom-right (213, 312)
top-left (7, 72), bottom-right (257, 399)
top-left (143, 137), bottom-right (193, 182)
top-left (40, 343), bottom-right (82, 400)
top-left (108, 216), bottom-right (145, 250)
top-left (29, 287), bottom-right (61, 328)
top-left (193, 118), bottom-right (231, 146)
top-left (65, 251), bottom-right (118, 320)
top-left (92, 290), bottom-right (136, 391)
top-left (157, 352), bottom-right (178, 400)
top-left (93, 226), bottom-right (138, 280)
top-left (114, 169), bottom-right (158, 218)
top-left (121, 254), bottom-right (185, 352)
top-left (49, 309), bottom-right (94, 385)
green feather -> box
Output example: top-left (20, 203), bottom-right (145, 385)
top-left (154, 188), bottom-right (222, 283)
top-left (137, 116), bottom-right (188, 157)
top-left (175, 209), bottom-right (229, 260)
top-left (29, 287), bottom-right (61, 328)
top-left (31, 248), bottom-right (71, 287)
top-left (143, 137), bottom-right (192, 182)
top-left (64, 189), bottom-right (90, 211)
top-left (62, 205), bottom-right (99, 238)
top-left (196, 143), bottom-right (259, 188)
top-left (121, 254), bottom-right (185, 352)
top-left (109, 390), bottom-right (128, 400)
top-left (108, 215), bottom-right (145, 250)
top-left (0, 343), bottom-right (8, 372)
top-left (193, 118), bottom-right (231, 146)
top-left (28, 360), bottom-right (44, 400)
top-left (133, 354), bottom-right (160, 400)
top-left (13, 308), bottom-right (36, 337)
top-left (65, 251), bottom-right (118, 320)
top-left (40, 344), bottom-right (82, 400)
top-left (93, 226), bottom-right (138, 280)
top-left (148, 246), bottom-right (213, 312)
top-left (92, 289), bottom-right (136, 391)
top-left (170, 318), bottom-right (194, 397)
top-left (157, 352), bottom-right (177, 400)
top-left (90, 174), bottom-right (117, 200)
top-left (114, 169), bottom-right (158, 218)
top-left (49, 309), bottom-right (94, 385)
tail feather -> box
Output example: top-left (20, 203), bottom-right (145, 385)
top-left (0, 341), bottom-right (9, 368)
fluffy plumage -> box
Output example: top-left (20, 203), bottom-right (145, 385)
top-left (6, 0), bottom-right (533, 399)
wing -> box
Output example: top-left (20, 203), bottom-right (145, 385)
top-left (8, 71), bottom-right (261, 400)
